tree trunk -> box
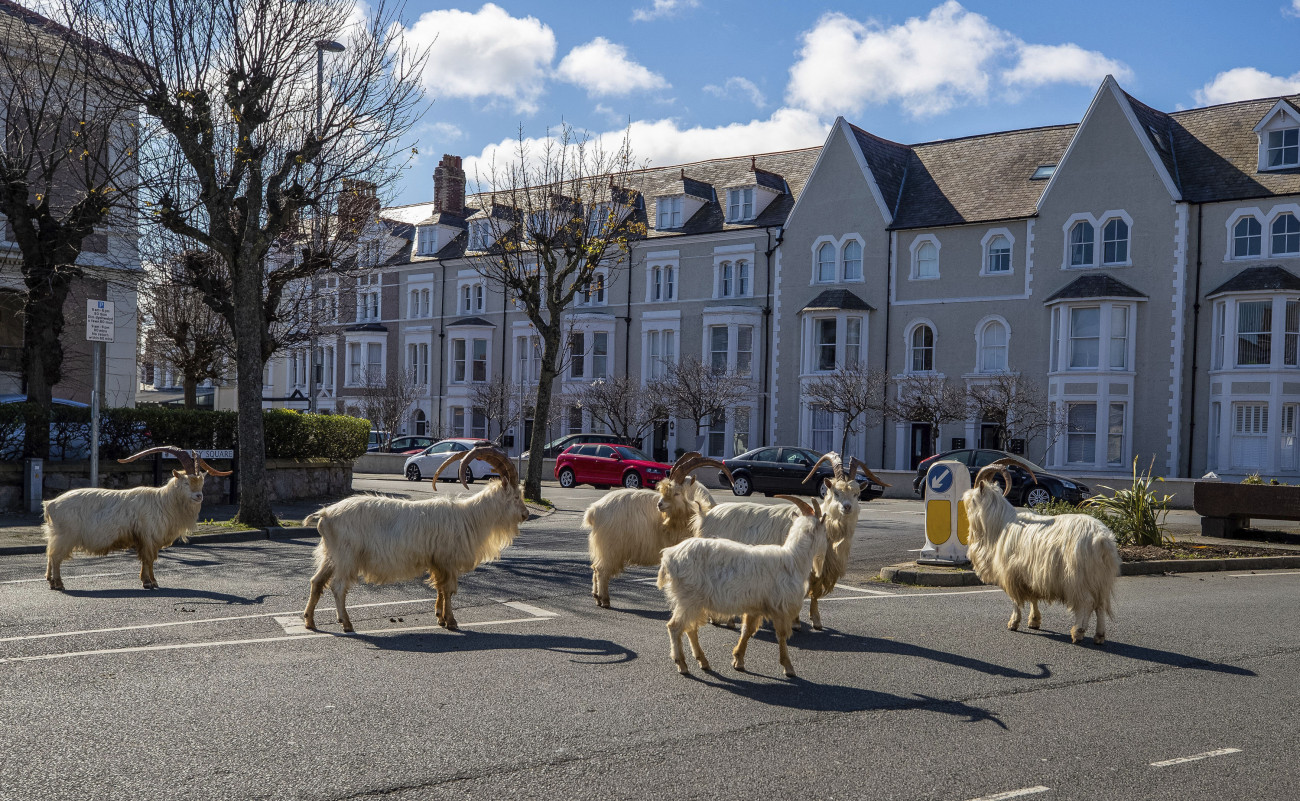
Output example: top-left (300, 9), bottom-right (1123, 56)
top-left (183, 376), bottom-right (198, 409)
top-left (232, 270), bottom-right (275, 527)
top-left (524, 328), bottom-right (563, 501)
top-left (20, 268), bottom-right (72, 458)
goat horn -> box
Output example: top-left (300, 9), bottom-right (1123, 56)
top-left (774, 495), bottom-right (814, 516)
top-left (196, 455), bottom-right (232, 477)
top-left (118, 446), bottom-right (195, 475)
top-left (849, 456), bottom-right (890, 488)
top-left (469, 445), bottom-right (515, 486)
top-left (668, 451), bottom-right (702, 481)
top-left (990, 456), bottom-right (1038, 486)
top-left (973, 463), bottom-right (1014, 497)
top-left (801, 453), bottom-right (837, 484)
top-left (676, 454), bottom-right (733, 486)
top-left (431, 451), bottom-right (469, 490)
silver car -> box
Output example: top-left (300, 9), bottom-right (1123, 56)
top-left (403, 438), bottom-right (499, 482)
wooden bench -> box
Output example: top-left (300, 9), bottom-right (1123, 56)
top-left (1193, 481), bottom-right (1300, 537)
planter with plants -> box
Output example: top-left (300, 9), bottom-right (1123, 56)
top-left (1193, 473), bottom-right (1300, 538)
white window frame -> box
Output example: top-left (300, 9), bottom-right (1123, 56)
top-left (703, 307), bottom-right (762, 378)
top-left (1231, 402), bottom-right (1269, 470)
top-left (1100, 214), bottom-right (1132, 267)
top-left (344, 334), bottom-right (385, 387)
top-left (1227, 211), bottom-right (1265, 261)
top-left (416, 225), bottom-right (438, 255)
top-left (909, 235), bottom-right (940, 281)
top-left (641, 320), bottom-right (680, 382)
top-left (815, 241), bottom-right (836, 283)
top-left (1270, 207), bottom-right (1300, 257)
top-left (645, 255), bottom-right (679, 303)
top-left (842, 239), bottom-right (863, 281)
top-left (1066, 216), bottom-right (1096, 268)
top-left (980, 228), bottom-right (1015, 276)
top-left (575, 270), bottom-right (608, 308)
top-left (905, 320), bottom-right (936, 374)
top-left (974, 315), bottom-right (1010, 373)
top-left (1049, 301), bottom-right (1137, 374)
top-left (1266, 126), bottom-right (1300, 170)
top-left (726, 187), bottom-right (754, 222)
top-left (656, 195), bottom-right (683, 229)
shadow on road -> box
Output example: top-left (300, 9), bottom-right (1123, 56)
top-left (1022, 629), bottom-right (1258, 675)
top-left (352, 629), bottom-right (638, 665)
top-left (775, 629), bottom-right (1052, 680)
top-left (59, 587), bottom-right (274, 605)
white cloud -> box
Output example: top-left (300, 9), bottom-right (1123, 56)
top-left (399, 3), bottom-right (555, 114)
top-left (1195, 67), bottom-right (1300, 105)
top-left (463, 108), bottom-right (827, 188)
top-left (786, 2), bottom-right (1131, 118)
top-left (556, 37), bottom-right (669, 96)
top-left (704, 77), bottom-right (767, 108)
top-left (631, 0), bottom-right (699, 22)
top-left (1289, 0), bottom-right (1300, 17)
top-left (1004, 43), bottom-right (1132, 88)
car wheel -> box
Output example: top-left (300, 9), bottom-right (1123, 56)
top-left (405, 464), bottom-right (421, 481)
top-left (731, 474), bottom-right (752, 497)
top-left (817, 481), bottom-right (829, 499)
top-left (558, 468), bottom-right (576, 488)
top-left (622, 471), bottom-right (643, 489)
top-left (1024, 486), bottom-right (1053, 507)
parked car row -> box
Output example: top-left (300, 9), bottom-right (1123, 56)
top-left (720, 446), bottom-right (887, 500)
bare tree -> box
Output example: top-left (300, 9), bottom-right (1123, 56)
top-left (802, 363), bottom-right (889, 457)
top-left (356, 367), bottom-right (422, 451)
top-left (466, 124), bottom-right (645, 499)
top-left (652, 355), bottom-right (752, 448)
top-left (575, 376), bottom-right (665, 444)
top-left (470, 377), bottom-right (521, 446)
top-left (0, 3), bottom-right (141, 455)
top-left (139, 251), bottom-right (231, 407)
top-left (90, 0), bottom-right (425, 524)
top-left (967, 373), bottom-right (1066, 461)
top-left (887, 373), bottom-right (970, 456)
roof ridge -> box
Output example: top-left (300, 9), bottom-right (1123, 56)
top-left (1168, 93), bottom-right (1300, 117)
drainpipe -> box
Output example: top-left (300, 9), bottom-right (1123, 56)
top-left (623, 255), bottom-right (633, 378)
top-left (436, 261), bottom-right (448, 430)
top-left (1185, 203), bottom-right (1204, 478)
top-left (879, 231), bottom-right (892, 470)
top-left (762, 225), bottom-right (783, 446)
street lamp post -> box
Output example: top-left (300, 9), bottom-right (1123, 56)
top-left (308, 39), bottom-right (345, 415)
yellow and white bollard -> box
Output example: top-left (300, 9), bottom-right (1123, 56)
top-left (918, 460), bottom-right (972, 565)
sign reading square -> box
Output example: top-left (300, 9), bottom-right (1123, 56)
top-left (86, 299), bottom-right (114, 342)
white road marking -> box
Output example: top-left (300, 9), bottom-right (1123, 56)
top-left (831, 583), bottom-right (894, 596)
top-left (966, 787), bottom-right (1050, 801)
top-left (819, 588), bottom-right (1003, 603)
top-left (1150, 748), bottom-right (1241, 767)
top-left (273, 615), bottom-right (309, 635)
top-left (0, 597), bottom-right (436, 644)
top-left (501, 601), bottom-right (559, 618)
top-left (629, 577), bottom-right (660, 584)
top-left (1230, 571), bottom-right (1300, 577)
top-left (0, 604), bottom-right (560, 664)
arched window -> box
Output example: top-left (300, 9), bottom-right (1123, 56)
top-left (1273, 213), bottom-right (1300, 255)
top-left (421, 289), bottom-right (430, 316)
top-left (1102, 219), bottom-right (1129, 264)
top-left (842, 240), bottom-right (862, 280)
top-left (737, 260), bottom-right (750, 295)
top-left (1234, 217), bottom-right (1262, 258)
top-left (652, 266), bottom-right (662, 300)
top-left (914, 242), bottom-right (938, 279)
top-left (986, 235), bottom-right (1010, 273)
top-left (720, 261), bottom-right (733, 296)
top-left (817, 243), bottom-right (836, 282)
top-left (461, 285), bottom-right (472, 313)
top-left (593, 273), bottom-right (605, 303)
top-left (909, 324), bottom-right (934, 372)
top-left (1069, 221), bottom-right (1095, 266)
top-left (408, 290), bottom-right (418, 318)
top-left (664, 266), bottom-right (675, 300)
top-left (413, 409), bottom-right (427, 436)
top-left (979, 320), bottom-right (1008, 372)
top-left (475, 284), bottom-right (485, 312)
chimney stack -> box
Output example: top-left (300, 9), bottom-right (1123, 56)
top-left (433, 154), bottom-right (466, 214)
top-left (337, 179), bottom-right (379, 240)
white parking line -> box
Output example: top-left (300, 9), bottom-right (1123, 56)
top-left (1150, 748), bottom-right (1241, 767)
top-left (1230, 571), bottom-right (1300, 577)
top-left (831, 583), bottom-right (894, 596)
top-left (819, 588), bottom-right (1004, 603)
top-left (501, 601), bottom-right (559, 618)
top-left (0, 602), bottom-right (561, 664)
top-left (966, 787), bottom-right (1050, 801)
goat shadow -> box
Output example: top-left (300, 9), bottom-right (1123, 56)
top-left (762, 628), bottom-right (1053, 680)
top-left (58, 587), bottom-right (273, 605)
top-left (347, 629), bottom-right (637, 665)
top-left (1017, 628), bottom-right (1257, 676)
top-left (690, 671), bottom-right (1007, 728)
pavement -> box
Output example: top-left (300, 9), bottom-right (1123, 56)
top-left (2, 491), bottom-right (1299, 801)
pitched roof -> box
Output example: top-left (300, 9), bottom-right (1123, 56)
top-left (1043, 274), bottom-right (1147, 304)
top-left (344, 323), bottom-right (387, 333)
top-left (800, 289), bottom-right (875, 312)
top-left (846, 126), bottom-right (910, 218)
top-left (447, 316), bottom-right (494, 327)
top-left (1166, 94), bottom-right (1300, 202)
top-left (1207, 265), bottom-right (1300, 297)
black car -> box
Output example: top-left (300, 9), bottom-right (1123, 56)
top-left (911, 448), bottom-right (1090, 507)
top-left (719, 446), bottom-right (886, 500)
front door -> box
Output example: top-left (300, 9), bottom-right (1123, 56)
top-left (910, 424), bottom-right (934, 470)
top-left (652, 420), bottom-right (669, 463)
top-left (980, 423), bottom-right (1001, 449)
top-left (522, 418), bottom-right (534, 455)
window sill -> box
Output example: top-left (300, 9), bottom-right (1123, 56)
top-left (908, 275), bottom-right (941, 282)
top-left (979, 270), bottom-right (1016, 277)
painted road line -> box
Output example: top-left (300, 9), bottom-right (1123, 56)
top-left (832, 583), bottom-right (895, 596)
top-left (0, 608), bottom-right (558, 665)
top-left (274, 615), bottom-right (310, 635)
top-left (1150, 748), bottom-right (1242, 767)
top-left (819, 588), bottom-right (1004, 603)
top-left (0, 597), bottom-right (438, 644)
top-left (501, 601), bottom-right (559, 618)
top-left (1230, 571), bottom-right (1300, 577)
top-left (966, 787), bottom-right (1050, 801)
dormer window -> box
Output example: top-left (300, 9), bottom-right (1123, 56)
top-left (726, 188), bottom-right (753, 222)
top-left (657, 196), bottom-right (682, 229)
top-left (1268, 128), bottom-right (1299, 169)
top-left (417, 226), bottom-right (438, 255)
top-left (468, 220), bottom-right (491, 251)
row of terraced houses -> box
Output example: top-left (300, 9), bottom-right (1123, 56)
top-left (225, 76), bottom-right (1300, 478)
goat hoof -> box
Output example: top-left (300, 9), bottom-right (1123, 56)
top-left (1070, 628), bottom-right (1085, 644)
top-left (1007, 621), bottom-right (1019, 631)
top-left (1028, 622), bottom-right (1041, 630)
top-left (731, 659), bottom-right (745, 672)
top-left (303, 619), bottom-right (317, 631)
top-left (812, 622), bottom-right (823, 631)
top-left (783, 669), bottom-right (796, 679)
top-left (49, 582), bottom-right (64, 591)
top-left (697, 660), bottom-right (711, 672)
top-left (1094, 635), bottom-right (1106, 646)
top-left (675, 662), bottom-right (689, 675)
top-left (342, 624), bottom-right (355, 634)
top-left (445, 621), bottom-right (460, 632)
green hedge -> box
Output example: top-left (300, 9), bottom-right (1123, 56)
top-left (0, 404), bottom-right (370, 462)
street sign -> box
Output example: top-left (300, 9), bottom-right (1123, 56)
top-left (161, 449), bottom-right (234, 460)
top-left (918, 460), bottom-right (972, 565)
top-left (86, 299), bottom-right (114, 342)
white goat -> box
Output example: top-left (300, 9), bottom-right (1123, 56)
top-left (584, 452), bottom-right (730, 608)
top-left (302, 445), bottom-right (528, 633)
top-left (963, 458), bottom-right (1120, 645)
top-left (43, 446), bottom-right (231, 590)
top-left (695, 453), bottom-right (889, 630)
top-left (658, 495), bottom-right (826, 677)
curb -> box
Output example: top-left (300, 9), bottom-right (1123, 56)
top-left (880, 554), bottom-right (1300, 586)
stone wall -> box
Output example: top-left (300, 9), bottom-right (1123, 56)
top-left (0, 458), bottom-right (352, 511)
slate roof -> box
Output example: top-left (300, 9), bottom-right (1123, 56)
top-left (447, 316), bottom-right (494, 327)
top-left (1206, 265), bottom-right (1300, 297)
top-left (344, 323), bottom-right (387, 333)
top-left (1043, 275), bottom-right (1148, 304)
top-left (1166, 95), bottom-right (1300, 202)
top-left (415, 211), bottom-right (467, 228)
top-left (800, 289), bottom-right (875, 312)
top-left (847, 126), bottom-right (911, 217)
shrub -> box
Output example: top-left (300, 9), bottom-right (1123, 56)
top-left (1242, 473), bottom-right (1265, 485)
top-left (1082, 457), bottom-right (1173, 547)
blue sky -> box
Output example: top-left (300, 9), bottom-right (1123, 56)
top-left (389, 0), bottom-right (1300, 207)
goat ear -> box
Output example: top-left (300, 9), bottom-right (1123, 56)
top-left (685, 475), bottom-right (695, 485)
top-left (823, 476), bottom-right (833, 490)
top-left (171, 469), bottom-right (185, 479)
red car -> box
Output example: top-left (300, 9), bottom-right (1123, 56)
top-left (555, 443), bottom-right (672, 490)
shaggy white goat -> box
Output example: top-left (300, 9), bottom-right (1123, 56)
top-left (657, 496), bottom-right (827, 677)
top-left (302, 445), bottom-right (528, 633)
top-left (963, 458), bottom-right (1120, 645)
top-left (695, 454), bottom-right (889, 630)
top-left (43, 447), bottom-right (231, 590)
top-left (584, 452), bottom-right (730, 608)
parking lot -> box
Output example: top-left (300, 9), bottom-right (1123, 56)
top-left (3, 480), bottom-right (1299, 801)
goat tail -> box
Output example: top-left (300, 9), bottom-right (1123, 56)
top-left (656, 562), bottom-right (670, 590)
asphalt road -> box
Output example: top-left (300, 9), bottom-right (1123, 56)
top-left (2, 481), bottom-right (1297, 801)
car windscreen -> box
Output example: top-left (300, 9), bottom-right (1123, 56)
top-left (615, 446), bottom-right (652, 461)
